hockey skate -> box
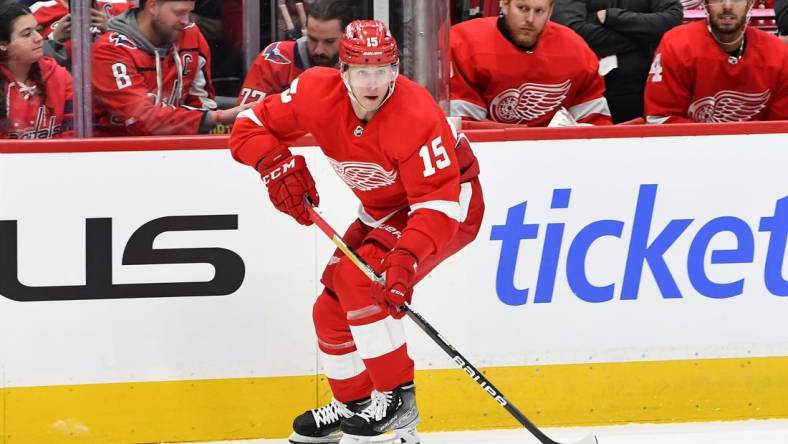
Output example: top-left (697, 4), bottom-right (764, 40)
top-left (289, 397), bottom-right (371, 444)
top-left (338, 382), bottom-right (420, 444)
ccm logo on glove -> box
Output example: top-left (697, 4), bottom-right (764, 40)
top-left (261, 157), bottom-right (297, 185)
top-left (257, 153), bottom-right (320, 226)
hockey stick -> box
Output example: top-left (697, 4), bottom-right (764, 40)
top-left (304, 199), bottom-right (598, 444)
top-left (278, 0), bottom-right (299, 40)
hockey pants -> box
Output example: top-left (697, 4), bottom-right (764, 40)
top-left (313, 178), bottom-right (484, 402)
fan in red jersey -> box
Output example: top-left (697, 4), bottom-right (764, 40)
top-left (1, 3), bottom-right (72, 139)
top-left (644, 0), bottom-right (788, 123)
top-left (25, 0), bottom-right (133, 67)
top-left (92, 0), bottom-right (253, 136)
top-left (237, 0), bottom-right (358, 106)
top-left (28, 0), bottom-right (134, 40)
top-left (450, 0), bottom-right (612, 126)
top-left (230, 19), bottom-right (484, 444)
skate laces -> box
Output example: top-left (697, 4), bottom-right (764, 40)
top-left (357, 390), bottom-right (396, 422)
top-left (311, 398), bottom-right (355, 427)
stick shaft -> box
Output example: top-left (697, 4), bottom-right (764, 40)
top-left (304, 203), bottom-right (569, 444)
top-left (278, 1), bottom-right (295, 30)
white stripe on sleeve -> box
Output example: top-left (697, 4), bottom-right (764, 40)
top-left (568, 97), bottom-right (611, 122)
top-left (646, 115), bottom-right (670, 124)
top-left (238, 108), bottom-right (264, 126)
top-left (450, 99), bottom-right (488, 120)
top-left (410, 199), bottom-right (461, 222)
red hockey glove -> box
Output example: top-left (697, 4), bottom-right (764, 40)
top-left (257, 152), bottom-right (319, 226)
top-left (373, 249), bottom-right (418, 319)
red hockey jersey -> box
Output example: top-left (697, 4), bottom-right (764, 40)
top-left (230, 68), bottom-right (480, 262)
top-left (1, 57), bottom-right (73, 139)
top-left (450, 17), bottom-right (612, 126)
top-left (31, 0), bottom-right (133, 38)
top-left (92, 13), bottom-right (217, 136)
top-left (644, 21), bottom-right (788, 123)
top-left (30, 0), bottom-right (68, 37)
top-left (237, 39), bottom-right (310, 105)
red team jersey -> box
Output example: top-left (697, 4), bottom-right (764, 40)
top-left (450, 17), bottom-right (612, 126)
top-left (30, 0), bottom-right (69, 37)
top-left (237, 40), bottom-right (305, 105)
top-left (1, 57), bottom-right (73, 139)
top-left (92, 18), bottom-right (217, 136)
top-left (30, 0), bottom-right (133, 37)
top-left (231, 68), bottom-right (481, 262)
top-left (644, 21), bottom-right (788, 123)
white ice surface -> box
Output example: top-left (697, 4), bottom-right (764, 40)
top-left (196, 419), bottom-right (788, 444)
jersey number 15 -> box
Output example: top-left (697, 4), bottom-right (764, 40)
top-left (419, 136), bottom-right (451, 177)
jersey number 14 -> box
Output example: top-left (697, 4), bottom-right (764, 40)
top-left (649, 53), bottom-right (663, 83)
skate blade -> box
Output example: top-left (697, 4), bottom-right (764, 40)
top-left (339, 427), bottom-right (420, 444)
top-left (289, 430), bottom-right (342, 444)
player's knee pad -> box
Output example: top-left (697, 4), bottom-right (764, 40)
top-left (313, 289), bottom-right (351, 342)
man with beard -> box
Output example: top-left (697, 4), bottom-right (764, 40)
top-left (92, 0), bottom-right (253, 135)
top-left (237, 0), bottom-right (357, 106)
top-left (644, 0), bottom-right (788, 123)
top-left (450, 0), bottom-right (612, 126)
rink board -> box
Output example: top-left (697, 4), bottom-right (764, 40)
top-left (1, 131), bottom-right (787, 443)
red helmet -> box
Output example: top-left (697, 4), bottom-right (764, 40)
top-left (340, 20), bottom-right (399, 65)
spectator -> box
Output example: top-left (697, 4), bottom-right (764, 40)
top-left (1, 2), bottom-right (73, 139)
top-left (451, 0), bottom-right (612, 126)
top-left (777, 0), bottom-right (788, 43)
top-left (644, 0), bottom-right (788, 123)
top-left (552, 0), bottom-right (682, 122)
top-left (24, 0), bottom-right (134, 67)
top-left (92, 0), bottom-right (251, 136)
top-left (28, 0), bottom-right (133, 37)
top-left (237, 0), bottom-right (358, 105)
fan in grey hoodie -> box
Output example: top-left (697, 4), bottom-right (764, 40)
top-left (92, 6), bottom-right (253, 136)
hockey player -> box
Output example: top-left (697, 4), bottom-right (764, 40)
top-left (644, 0), bottom-right (788, 123)
top-left (230, 20), bottom-right (484, 444)
top-left (237, 0), bottom-right (357, 106)
top-left (450, 0), bottom-right (612, 126)
top-left (92, 0), bottom-right (251, 136)
top-left (0, 3), bottom-right (73, 139)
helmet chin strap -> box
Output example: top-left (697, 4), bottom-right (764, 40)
top-left (704, 0), bottom-right (753, 47)
top-left (340, 63), bottom-right (399, 114)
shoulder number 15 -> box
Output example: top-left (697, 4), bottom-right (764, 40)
top-left (419, 136), bottom-right (451, 177)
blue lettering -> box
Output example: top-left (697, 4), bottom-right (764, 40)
top-left (534, 189), bottom-right (571, 303)
top-left (490, 202), bottom-right (538, 305)
top-left (567, 220), bottom-right (624, 303)
top-left (621, 184), bottom-right (693, 300)
top-left (492, 186), bottom-right (787, 305)
top-left (759, 196), bottom-right (788, 296)
top-left (687, 217), bottom-right (754, 298)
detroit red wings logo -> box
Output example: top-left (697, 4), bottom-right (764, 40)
top-left (263, 42), bottom-right (292, 65)
top-left (688, 89), bottom-right (771, 122)
top-left (326, 157), bottom-right (398, 191)
top-left (489, 80), bottom-right (572, 123)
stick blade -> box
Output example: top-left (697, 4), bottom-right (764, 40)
top-left (569, 434), bottom-right (600, 444)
